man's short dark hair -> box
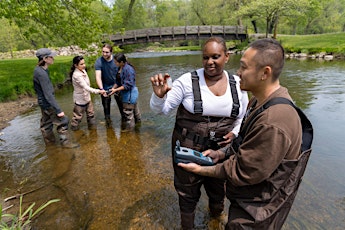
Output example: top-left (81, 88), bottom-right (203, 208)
top-left (250, 38), bottom-right (285, 81)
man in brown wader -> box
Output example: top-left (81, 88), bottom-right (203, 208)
top-left (179, 38), bottom-right (313, 229)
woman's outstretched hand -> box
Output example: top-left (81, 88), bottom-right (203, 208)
top-left (150, 73), bottom-right (172, 98)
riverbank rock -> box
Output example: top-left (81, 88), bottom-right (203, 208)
top-left (324, 55), bottom-right (334, 61)
top-left (0, 44), bottom-right (99, 59)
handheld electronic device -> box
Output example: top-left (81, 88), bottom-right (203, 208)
top-left (106, 89), bottom-right (112, 95)
top-left (174, 140), bottom-right (214, 166)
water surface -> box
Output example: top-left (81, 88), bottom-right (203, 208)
top-left (1, 52), bottom-right (344, 229)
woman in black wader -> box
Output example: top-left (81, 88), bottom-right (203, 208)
top-left (109, 53), bottom-right (141, 131)
top-left (150, 37), bottom-right (249, 229)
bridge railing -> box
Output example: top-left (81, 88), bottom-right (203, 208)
top-left (103, 25), bottom-right (247, 46)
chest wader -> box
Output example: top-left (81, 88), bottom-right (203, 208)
top-left (121, 88), bottom-right (142, 131)
top-left (115, 72), bottom-right (125, 120)
top-left (171, 71), bottom-right (240, 229)
top-left (40, 107), bottom-right (78, 148)
top-left (225, 97), bottom-right (313, 229)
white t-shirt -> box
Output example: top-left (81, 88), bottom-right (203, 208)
top-left (150, 68), bottom-right (249, 136)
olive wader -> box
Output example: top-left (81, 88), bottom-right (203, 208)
top-left (121, 102), bottom-right (141, 130)
top-left (70, 102), bottom-right (96, 130)
top-left (120, 86), bottom-right (141, 131)
top-left (40, 107), bottom-right (77, 148)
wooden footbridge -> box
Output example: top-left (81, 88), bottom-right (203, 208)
top-left (104, 25), bottom-right (247, 46)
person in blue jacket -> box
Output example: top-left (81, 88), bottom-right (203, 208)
top-left (109, 53), bottom-right (141, 131)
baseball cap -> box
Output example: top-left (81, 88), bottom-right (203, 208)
top-left (36, 48), bottom-right (57, 59)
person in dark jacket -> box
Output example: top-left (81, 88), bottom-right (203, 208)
top-left (179, 38), bottom-right (313, 229)
top-left (33, 48), bottom-right (79, 148)
top-left (110, 53), bottom-right (141, 131)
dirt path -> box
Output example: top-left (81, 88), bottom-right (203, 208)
top-left (0, 96), bottom-right (37, 131)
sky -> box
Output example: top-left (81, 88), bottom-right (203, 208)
top-left (103, 0), bottom-right (114, 7)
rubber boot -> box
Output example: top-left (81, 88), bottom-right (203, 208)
top-left (60, 134), bottom-right (80, 149)
top-left (134, 103), bottom-right (142, 123)
top-left (180, 211), bottom-right (195, 230)
top-left (43, 131), bottom-right (56, 145)
top-left (87, 116), bottom-right (97, 130)
top-left (209, 205), bottom-right (227, 229)
top-left (208, 211), bottom-right (227, 230)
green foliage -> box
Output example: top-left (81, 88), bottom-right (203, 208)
top-left (0, 0), bottom-right (112, 50)
top-left (1, 0), bottom-right (345, 53)
top-left (0, 196), bottom-right (60, 229)
top-left (236, 0), bottom-right (311, 36)
top-left (189, 0), bottom-right (238, 25)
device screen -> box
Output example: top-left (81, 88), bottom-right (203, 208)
top-left (193, 151), bottom-right (202, 157)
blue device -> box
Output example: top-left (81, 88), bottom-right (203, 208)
top-left (174, 140), bottom-right (214, 166)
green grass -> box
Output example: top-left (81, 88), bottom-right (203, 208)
top-left (277, 32), bottom-right (345, 54)
top-left (0, 56), bottom-right (86, 102)
top-left (1, 195), bottom-right (60, 229)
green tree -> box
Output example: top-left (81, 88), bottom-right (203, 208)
top-left (0, 18), bottom-right (19, 56)
top-left (236, 0), bottom-right (310, 38)
top-left (0, 0), bottom-right (112, 49)
top-left (284, 0), bottom-right (322, 34)
top-left (154, 0), bottom-right (186, 27)
top-left (112, 0), bottom-right (152, 30)
top-left (189, 0), bottom-right (231, 25)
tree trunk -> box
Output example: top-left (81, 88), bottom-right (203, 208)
top-left (273, 16), bottom-right (278, 39)
top-left (192, 7), bottom-right (206, 25)
top-left (123, 0), bottom-right (136, 28)
top-left (251, 20), bottom-right (258, 33)
top-left (266, 17), bottom-right (269, 38)
top-left (269, 14), bottom-right (278, 34)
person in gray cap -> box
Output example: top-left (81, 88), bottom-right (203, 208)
top-left (33, 48), bottom-right (79, 148)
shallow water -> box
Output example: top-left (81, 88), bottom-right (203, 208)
top-left (1, 52), bottom-right (345, 229)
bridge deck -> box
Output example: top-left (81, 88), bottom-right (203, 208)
top-left (104, 25), bottom-right (247, 46)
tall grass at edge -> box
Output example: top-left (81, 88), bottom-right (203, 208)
top-left (0, 56), bottom-right (96, 102)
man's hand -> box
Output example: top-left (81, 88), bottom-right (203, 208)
top-left (178, 162), bottom-right (202, 174)
top-left (150, 73), bottom-right (172, 98)
top-left (106, 88), bottom-right (115, 96)
top-left (57, 112), bottom-right (65, 117)
top-left (203, 149), bottom-right (225, 163)
top-left (178, 162), bottom-right (217, 177)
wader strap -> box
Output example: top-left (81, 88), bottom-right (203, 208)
top-left (191, 71), bottom-right (203, 114)
top-left (229, 74), bottom-right (240, 118)
top-left (191, 71), bottom-right (240, 118)
top-left (234, 97), bottom-right (313, 153)
top-left (175, 123), bottom-right (208, 145)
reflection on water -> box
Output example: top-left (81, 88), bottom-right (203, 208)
top-left (1, 53), bottom-right (345, 229)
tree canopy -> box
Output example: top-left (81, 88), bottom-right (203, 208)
top-left (0, 0), bottom-right (344, 53)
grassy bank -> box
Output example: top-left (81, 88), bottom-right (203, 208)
top-left (0, 56), bottom-right (95, 102)
top-left (276, 32), bottom-right (345, 54)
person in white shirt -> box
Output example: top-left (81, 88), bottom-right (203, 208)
top-left (150, 37), bottom-right (249, 229)
top-left (69, 56), bottom-right (105, 130)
